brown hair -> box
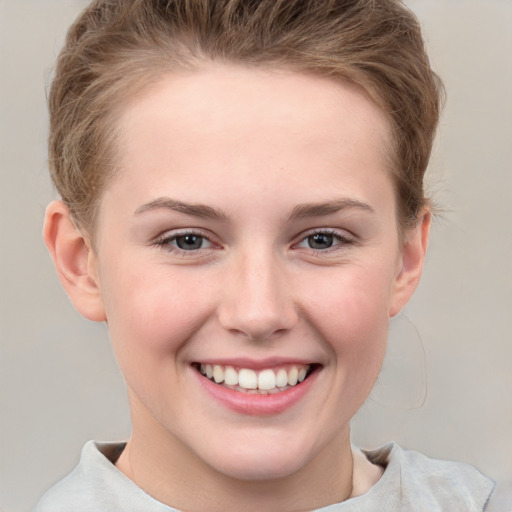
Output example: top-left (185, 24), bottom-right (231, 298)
top-left (49, 0), bottom-right (443, 236)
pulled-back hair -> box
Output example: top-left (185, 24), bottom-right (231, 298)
top-left (49, 0), bottom-right (443, 235)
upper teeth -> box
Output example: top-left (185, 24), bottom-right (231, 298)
top-left (199, 364), bottom-right (310, 391)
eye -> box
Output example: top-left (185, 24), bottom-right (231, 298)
top-left (155, 231), bottom-right (213, 252)
top-left (295, 229), bottom-right (353, 251)
top-left (306, 233), bottom-right (336, 250)
top-left (173, 234), bottom-right (210, 251)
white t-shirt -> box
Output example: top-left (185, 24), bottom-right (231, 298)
top-left (35, 441), bottom-right (500, 511)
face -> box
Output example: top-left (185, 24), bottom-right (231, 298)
top-left (86, 65), bottom-right (421, 481)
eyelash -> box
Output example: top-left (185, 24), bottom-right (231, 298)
top-left (154, 228), bottom-right (355, 256)
top-left (154, 230), bottom-right (215, 255)
top-left (294, 228), bottom-right (355, 252)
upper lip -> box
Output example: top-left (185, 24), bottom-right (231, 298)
top-left (192, 357), bottom-right (321, 370)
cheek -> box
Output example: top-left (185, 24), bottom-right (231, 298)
top-left (99, 260), bottom-right (215, 375)
top-left (288, 263), bottom-right (393, 434)
top-left (306, 261), bottom-right (392, 340)
top-left (303, 263), bottom-right (393, 383)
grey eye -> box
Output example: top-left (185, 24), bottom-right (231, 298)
top-left (307, 233), bottom-right (335, 250)
top-left (174, 234), bottom-right (209, 250)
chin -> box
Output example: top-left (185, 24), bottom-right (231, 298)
top-left (216, 453), bottom-right (309, 482)
top-left (197, 431), bottom-right (316, 482)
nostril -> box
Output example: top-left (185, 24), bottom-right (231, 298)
top-left (218, 307), bottom-right (298, 342)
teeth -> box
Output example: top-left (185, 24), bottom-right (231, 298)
top-left (198, 363), bottom-right (312, 392)
top-left (213, 365), bottom-right (224, 383)
top-left (238, 369), bottom-right (258, 389)
top-left (224, 366), bottom-right (239, 386)
top-left (276, 368), bottom-right (288, 388)
top-left (288, 366), bottom-right (298, 386)
top-left (258, 369), bottom-right (276, 391)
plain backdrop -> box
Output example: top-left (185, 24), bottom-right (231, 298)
top-left (1, 1), bottom-right (511, 511)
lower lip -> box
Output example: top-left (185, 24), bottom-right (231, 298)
top-left (195, 368), bottom-right (319, 416)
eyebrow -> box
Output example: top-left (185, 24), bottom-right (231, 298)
top-left (288, 198), bottom-right (375, 220)
top-left (135, 196), bottom-right (374, 221)
top-left (134, 197), bottom-right (229, 221)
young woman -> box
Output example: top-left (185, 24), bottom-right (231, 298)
top-left (36, 0), bottom-right (499, 510)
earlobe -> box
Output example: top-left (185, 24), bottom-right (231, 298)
top-left (389, 212), bottom-right (431, 317)
top-left (43, 200), bottom-right (106, 322)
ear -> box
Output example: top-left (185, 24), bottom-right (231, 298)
top-left (389, 212), bottom-right (431, 317)
top-left (43, 200), bottom-right (106, 322)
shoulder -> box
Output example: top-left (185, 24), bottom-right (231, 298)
top-left (34, 441), bottom-right (95, 512)
top-left (486, 480), bottom-right (512, 512)
top-left (34, 441), bottom-right (176, 512)
top-left (361, 443), bottom-right (496, 512)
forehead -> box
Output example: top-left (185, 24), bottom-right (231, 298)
top-left (103, 64), bottom-right (394, 221)
top-left (118, 65), bottom-right (390, 155)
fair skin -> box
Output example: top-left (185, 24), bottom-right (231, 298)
top-left (44, 65), bottom-right (429, 511)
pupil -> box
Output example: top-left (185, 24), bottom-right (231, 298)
top-left (308, 233), bottom-right (333, 249)
top-left (177, 235), bottom-right (202, 250)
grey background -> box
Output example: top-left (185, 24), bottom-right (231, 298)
top-left (1, 1), bottom-right (511, 511)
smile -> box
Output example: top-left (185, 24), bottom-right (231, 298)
top-left (195, 363), bottom-right (314, 394)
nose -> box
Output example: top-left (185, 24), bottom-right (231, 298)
top-left (217, 250), bottom-right (298, 341)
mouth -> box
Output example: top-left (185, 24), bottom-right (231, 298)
top-left (192, 362), bottom-right (319, 395)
